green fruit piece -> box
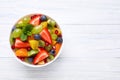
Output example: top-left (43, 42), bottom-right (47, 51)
top-left (12, 28), bottom-right (22, 38)
top-left (27, 31), bottom-right (32, 36)
top-left (51, 20), bottom-right (56, 27)
top-left (22, 24), bottom-right (33, 35)
top-left (16, 17), bottom-right (31, 28)
top-left (16, 21), bottom-right (27, 28)
top-left (49, 29), bottom-right (53, 34)
top-left (48, 54), bottom-right (54, 60)
top-left (22, 16), bottom-right (31, 24)
top-left (10, 34), bottom-right (14, 45)
top-left (39, 40), bottom-right (45, 47)
top-left (29, 40), bottom-right (39, 49)
top-left (51, 33), bottom-right (58, 40)
top-left (28, 50), bottom-right (39, 57)
top-left (47, 19), bottom-right (56, 29)
top-left (20, 33), bottom-right (27, 41)
top-left (24, 58), bottom-right (29, 63)
top-left (45, 45), bottom-right (52, 52)
top-left (32, 25), bottom-right (43, 34)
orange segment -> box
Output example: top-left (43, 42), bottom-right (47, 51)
top-left (55, 43), bottom-right (61, 55)
top-left (15, 48), bottom-right (28, 57)
top-left (52, 40), bottom-right (57, 46)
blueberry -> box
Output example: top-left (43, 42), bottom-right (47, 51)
top-left (34, 34), bottom-right (41, 40)
top-left (40, 15), bottom-right (47, 21)
top-left (50, 49), bottom-right (55, 55)
top-left (57, 37), bottom-right (63, 43)
top-left (28, 58), bottom-right (33, 63)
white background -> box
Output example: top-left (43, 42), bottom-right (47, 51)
top-left (0, 0), bottom-right (120, 80)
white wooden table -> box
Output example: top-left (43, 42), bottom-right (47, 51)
top-left (0, 0), bottom-right (120, 80)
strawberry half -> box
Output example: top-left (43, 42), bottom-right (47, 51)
top-left (40, 28), bottom-right (52, 44)
top-left (33, 48), bottom-right (49, 64)
top-left (29, 15), bottom-right (41, 26)
top-left (15, 38), bottom-right (30, 48)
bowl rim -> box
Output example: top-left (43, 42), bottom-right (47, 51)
top-left (9, 13), bottom-right (64, 68)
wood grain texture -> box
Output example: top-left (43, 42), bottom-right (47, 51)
top-left (0, 0), bottom-right (120, 80)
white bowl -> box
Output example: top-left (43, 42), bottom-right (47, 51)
top-left (10, 13), bottom-right (63, 68)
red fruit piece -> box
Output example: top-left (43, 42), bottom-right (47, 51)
top-left (33, 48), bottom-right (49, 64)
top-left (45, 42), bottom-right (49, 46)
top-left (52, 46), bottom-right (56, 50)
top-left (27, 47), bottom-right (31, 51)
top-left (55, 30), bottom-right (58, 34)
top-left (40, 28), bottom-right (52, 44)
top-left (11, 45), bottom-right (15, 49)
top-left (15, 38), bottom-right (30, 48)
top-left (29, 15), bottom-right (41, 26)
top-left (31, 14), bottom-right (41, 19)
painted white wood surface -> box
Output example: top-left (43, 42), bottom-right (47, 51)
top-left (0, 0), bottom-right (120, 80)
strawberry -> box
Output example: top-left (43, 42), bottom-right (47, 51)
top-left (33, 48), bottom-right (49, 64)
top-left (15, 38), bottom-right (30, 48)
top-left (29, 15), bottom-right (41, 26)
top-left (40, 28), bottom-right (52, 44)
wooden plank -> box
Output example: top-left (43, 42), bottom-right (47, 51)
top-left (0, 0), bottom-right (120, 24)
top-left (0, 58), bottom-right (120, 80)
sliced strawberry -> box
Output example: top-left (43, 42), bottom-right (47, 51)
top-left (29, 15), bottom-right (41, 26)
top-left (31, 14), bottom-right (41, 19)
top-left (40, 28), bottom-right (52, 44)
top-left (33, 48), bottom-right (49, 64)
top-left (15, 38), bottom-right (30, 48)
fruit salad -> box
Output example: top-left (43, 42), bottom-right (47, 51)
top-left (10, 14), bottom-right (63, 65)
